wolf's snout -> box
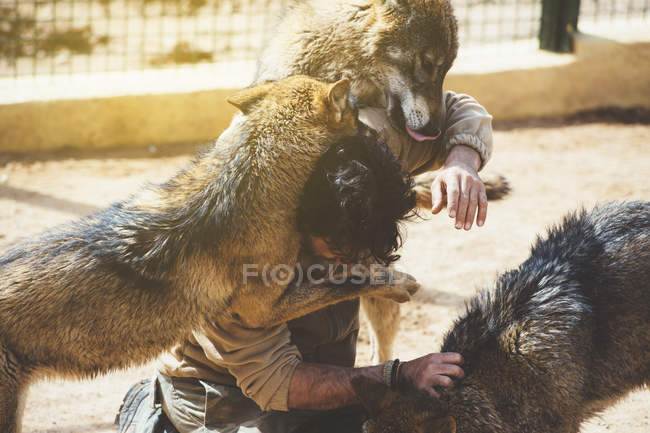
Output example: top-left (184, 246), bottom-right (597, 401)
top-left (418, 121), bottom-right (441, 139)
top-left (405, 119), bottom-right (441, 142)
top-left (386, 91), bottom-right (442, 142)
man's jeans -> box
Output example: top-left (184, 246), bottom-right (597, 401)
top-left (117, 371), bottom-right (366, 433)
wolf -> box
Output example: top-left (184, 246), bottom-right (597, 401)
top-left (0, 76), bottom-right (418, 433)
top-left (256, 0), bottom-right (458, 140)
top-left (256, 0), bottom-right (506, 364)
top-left (352, 201), bottom-right (650, 433)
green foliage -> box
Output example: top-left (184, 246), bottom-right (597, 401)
top-left (1, 7), bottom-right (109, 61)
top-left (0, 7), bottom-right (36, 60)
top-left (150, 42), bottom-right (213, 66)
top-left (100, 0), bottom-right (210, 15)
top-left (39, 26), bottom-right (109, 55)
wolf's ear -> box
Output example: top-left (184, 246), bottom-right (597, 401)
top-left (350, 376), bottom-right (394, 417)
top-left (430, 416), bottom-right (456, 433)
top-left (327, 78), bottom-right (351, 124)
top-left (227, 83), bottom-right (275, 114)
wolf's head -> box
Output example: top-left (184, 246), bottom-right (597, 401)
top-left (370, 0), bottom-right (458, 142)
top-left (351, 376), bottom-right (456, 433)
top-left (228, 75), bottom-right (358, 137)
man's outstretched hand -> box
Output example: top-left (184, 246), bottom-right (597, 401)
top-left (399, 352), bottom-right (465, 397)
top-left (431, 145), bottom-right (487, 230)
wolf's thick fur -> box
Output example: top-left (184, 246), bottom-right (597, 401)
top-left (353, 202), bottom-right (650, 433)
top-left (0, 76), bottom-right (418, 433)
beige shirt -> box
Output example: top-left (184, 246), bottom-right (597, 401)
top-left (159, 91), bottom-right (494, 411)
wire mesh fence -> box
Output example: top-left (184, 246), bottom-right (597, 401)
top-left (1, 0), bottom-right (289, 78)
top-left (455, 0), bottom-right (542, 48)
top-left (581, 0), bottom-right (649, 22)
top-left (0, 1), bottom-right (649, 79)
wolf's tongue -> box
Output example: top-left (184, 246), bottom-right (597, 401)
top-left (406, 125), bottom-right (440, 142)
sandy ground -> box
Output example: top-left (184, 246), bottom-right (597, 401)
top-left (0, 120), bottom-right (648, 432)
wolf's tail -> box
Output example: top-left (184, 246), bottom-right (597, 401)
top-left (413, 171), bottom-right (511, 209)
top-left (483, 174), bottom-right (511, 200)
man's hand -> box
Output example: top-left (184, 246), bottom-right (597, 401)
top-left (431, 145), bottom-right (487, 230)
top-left (399, 352), bottom-right (464, 398)
top-left (288, 352), bottom-right (464, 410)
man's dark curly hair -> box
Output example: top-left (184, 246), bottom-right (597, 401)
top-left (297, 134), bottom-right (417, 265)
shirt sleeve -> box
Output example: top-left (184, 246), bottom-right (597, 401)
top-left (357, 91), bottom-right (493, 174)
top-left (440, 91), bottom-right (493, 170)
top-left (194, 319), bottom-right (302, 412)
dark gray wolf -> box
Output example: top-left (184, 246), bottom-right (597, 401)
top-left (0, 76), bottom-right (418, 433)
top-left (352, 201), bottom-right (650, 433)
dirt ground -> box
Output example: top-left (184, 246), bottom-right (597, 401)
top-left (1, 119), bottom-right (648, 432)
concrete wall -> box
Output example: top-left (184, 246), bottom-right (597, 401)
top-left (0, 90), bottom-right (238, 151)
top-left (1, 34), bottom-right (649, 152)
top-left (446, 36), bottom-right (650, 121)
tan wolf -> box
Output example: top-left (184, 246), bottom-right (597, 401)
top-left (0, 76), bottom-right (418, 433)
top-left (256, 0), bottom-right (509, 363)
top-left (352, 202), bottom-right (650, 433)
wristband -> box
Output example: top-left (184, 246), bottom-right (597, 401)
top-left (393, 360), bottom-right (403, 391)
top-left (390, 359), bottom-right (400, 390)
top-left (382, 359), bottom-right (396, 388)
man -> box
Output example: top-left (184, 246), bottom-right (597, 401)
top-left (117, 132), bottom-right (470, 432)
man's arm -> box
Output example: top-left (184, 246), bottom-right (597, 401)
top-left (288, 353), bottom-right (464, 410)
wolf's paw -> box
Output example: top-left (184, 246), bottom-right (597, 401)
top-left (370, 269), bottom-right (420, 303)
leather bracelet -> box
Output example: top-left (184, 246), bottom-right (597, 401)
top-left (390, 359), bottom-right (400, 390)
top-left (382, 359), bottom-right (395, 388)
top-left (393, 360), bottom-right (403, 391)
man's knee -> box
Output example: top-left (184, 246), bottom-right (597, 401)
top-left (157, 371), bottom-right (265, 433)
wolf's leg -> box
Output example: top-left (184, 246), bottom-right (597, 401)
top-left (0, 345), bottom-right (27, 433)
top-left (413, 171), bottom-right (437, 209)
top-left (361, 296), bottom-right (401, 363)
top-left (257, 269), bottom-right (420, 328)
top-left (15, 387), bottom-right (27, 433)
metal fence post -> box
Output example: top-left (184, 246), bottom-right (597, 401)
top-left (539, 0), bottom-right (581, 53)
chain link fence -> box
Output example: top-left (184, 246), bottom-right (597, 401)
top-left (1, 0), bottom-right (649, 79)
top-left (1, 0), bottom-right (288, 78)
top-left (581, 0), bottom-right (649, 22)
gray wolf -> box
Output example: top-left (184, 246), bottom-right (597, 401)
top-left (352, 201), bottom-right (650, 433)
top-left (0, 76), bottom-right (417, 433)
top-left (256, 0), bottom-right (458, 140)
